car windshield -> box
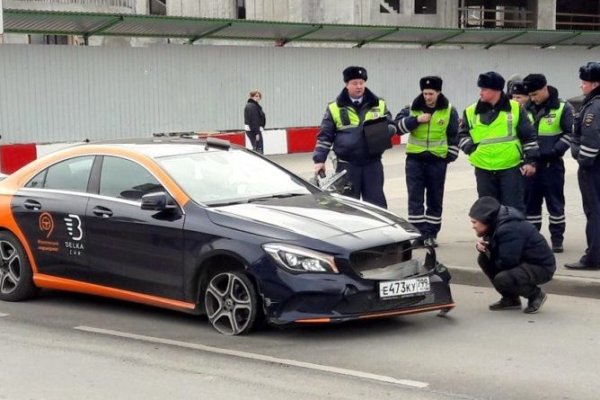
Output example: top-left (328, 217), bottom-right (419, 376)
top-left (157, 149), bottom-right (314, 206)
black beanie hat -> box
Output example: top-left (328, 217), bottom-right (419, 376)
top-left (510, 81), bottom-right (528, 96)
top-left (523, 74), bottom-right (547, 92)
top-left (579, 62), bottom-right (600, 82)
top-left (343, 66), bottom-right (368, 83)
top-left (420, 76), bottom-right (443, 91)
top-left (469, 196), bottom-right (501, 225)
top-left (477, 71), bottom-right (505, 91)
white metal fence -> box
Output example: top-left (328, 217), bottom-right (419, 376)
top-left (0, 44), bottom-right (595, 143)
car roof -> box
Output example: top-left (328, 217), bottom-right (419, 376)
top-left (89, 136), bottom-right (237, 158)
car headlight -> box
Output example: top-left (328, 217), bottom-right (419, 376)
top-left (262, 244), bottom-right (338, 273)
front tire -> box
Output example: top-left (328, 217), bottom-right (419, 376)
top-left (0, 231), bottom-right (36, 302)
top-left (204, 271), bottom-right (258, 335)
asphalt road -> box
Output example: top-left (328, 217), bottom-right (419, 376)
top-left (1, 284), bottom-right (598, 400)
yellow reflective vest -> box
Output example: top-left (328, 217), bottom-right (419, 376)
top-left (407, 105), bottom-right (452, 158)
top-left (465, 100), bottom-right (522, 170)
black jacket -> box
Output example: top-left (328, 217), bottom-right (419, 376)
top-left (572, 86), bottom-right (600, 168)
top-left (244, 99), bottom-right (266, 135)
top-left (313, 87), bottom-right (394, 165)
top-left (524, 86), bottom-right (573, 162)
top-left (486, 205), bottom-right (556, 272)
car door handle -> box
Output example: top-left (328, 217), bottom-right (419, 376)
top-left (92, 206), bottom-right (113, 218)
top-left (23, 199), bottom-right (42, 210)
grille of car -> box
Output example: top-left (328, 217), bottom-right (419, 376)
top-left (349, 241), bottom-right (413, 275)
top-left (334, 292), bottom-right (434, 315)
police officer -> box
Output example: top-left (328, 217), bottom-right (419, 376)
top-left (458, 71), bottom-right (539, 212)
top-left (565, 62), bottom-right (600, 270)
top-left (522, 74), bottom-right (573, 253)
top-left (395, 76), bottom-right (459, 247)
top-left (313, 66), bottom-right (396, 208)
top-left (509, 81), bottom-right (529, 107)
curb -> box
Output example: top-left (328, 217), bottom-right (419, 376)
top-left (448, 265), bottom-right (600, 300)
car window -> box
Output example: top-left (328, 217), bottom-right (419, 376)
top-left (99, 156), bottom-right (164, 201)
top-left (25, 156), bottom-right (94, 192)
top-left (157, 149), bottom-right (313, 205)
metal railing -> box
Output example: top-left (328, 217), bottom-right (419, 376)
top-left (556, 12), bottom-right (600, 31)
top-left (458, 6), bottom-right (533, 29)
top-left (13, 0), bottom-right (136, 8)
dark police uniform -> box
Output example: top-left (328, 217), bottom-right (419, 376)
top-left (313, 68), bottom-right (395, 208)
top-left (522, 81), bottom-right (573, 252)
top-left (566, 62), bottom-right (600, 269)
top-left (459, 72), bottom-right (539, 213)
top-left (395, 76), bottom-right (459, 245)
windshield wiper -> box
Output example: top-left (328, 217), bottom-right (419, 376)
top-left (206, 200), bottom-right (248, 207)
top-left (247, 193), bottom-right (306, 203)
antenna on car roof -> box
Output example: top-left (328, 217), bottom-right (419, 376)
top-left (205, 137), bottom-right (231, 151)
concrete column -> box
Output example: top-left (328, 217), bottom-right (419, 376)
top-left (0, 0), bottom-right (4, 41)
top-left (535, 0), bottom-right (556, 29)
top-left (438, 0), bottom-right (459, 28)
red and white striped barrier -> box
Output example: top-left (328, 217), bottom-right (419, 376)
top-left (5, 126), bottom-right (403, 173)
top-left (216, 126), bottom-right (402, 156)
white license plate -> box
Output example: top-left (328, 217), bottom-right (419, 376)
top-left (379, 277), bottom-right (430, 299)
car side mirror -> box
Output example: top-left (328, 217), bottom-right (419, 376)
top-left (141, 191), bottom-right (177, 211)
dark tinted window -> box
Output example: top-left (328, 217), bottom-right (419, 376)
top-left (99, 156), bottom-right (164, 201)
top-left (26, 156), bottom-right (94, 192)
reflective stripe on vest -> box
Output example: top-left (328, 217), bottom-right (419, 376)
top-left (328, 99), bottom-right (386, 130)
top-left (465, 100), bottom-right (522, 170)
top-left (407, 104), bottom-right (452, 157)
top-left (530, 102), bottom-right (565, 137)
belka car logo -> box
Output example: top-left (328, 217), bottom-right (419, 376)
top-left (38, 212), bottom-right (54, 238)
top-left (64, 214), bottom-right (83, 241)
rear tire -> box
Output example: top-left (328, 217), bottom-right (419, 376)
top-left (0, 231), bottom-right (37, 302)
top-left (204, 271), bottom-right (258, 335)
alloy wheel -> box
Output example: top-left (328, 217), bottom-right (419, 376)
top-left (0, 240), bottom-right (21, 295)
top-left (205, 272), bottom-right (256, 335)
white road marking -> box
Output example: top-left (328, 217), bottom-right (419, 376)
top-left (0, 313), bottom-right (8, 317)
top-left (74, 325), bottom-right (428, 388)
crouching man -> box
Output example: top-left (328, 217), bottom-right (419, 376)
top-left (468, 196), bottom-right (556, 313)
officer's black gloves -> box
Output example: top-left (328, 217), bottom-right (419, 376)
top-left (462, 142), bottom-right (478, 155)
top-left (446, 153), bottom-right (458, 163)
top-left (570, 144), bottom-right (580, 160)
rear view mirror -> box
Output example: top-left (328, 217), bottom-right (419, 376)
top-left (141, 191), bottom-right (177, 211)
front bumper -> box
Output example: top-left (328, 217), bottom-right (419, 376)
top-left (263, 269), bottom-right (454, 326)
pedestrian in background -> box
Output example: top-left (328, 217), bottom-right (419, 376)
top-left (522, 73), bottom-right (573, 253)
top-left (565, 62), bottom-right (600, 270)
top-left (458, 71), bottom-right (539, 212)
top-left (395, 76), bottom-right (459, 247)
top-left (312, 66), bottom-right (396, 208)
top-left (244, 89), bottom-right (265, 154)
top-left (469, 196), bottom-right (555, 313)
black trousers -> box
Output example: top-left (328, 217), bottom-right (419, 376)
top-left (245, 130), bottom-right (264, 154)
top-left (524, 159), bottom-right (566, 246)
top-left (337, 159), bottom-right (387, 208)
top-left (475, 166), bottom-right (525, 213)
top-left (578, 160), bottom-right (600, 266)
top-left (478, 254), bottom-right (554, 299)
top-left (405, 155), bottom-right (448, 239)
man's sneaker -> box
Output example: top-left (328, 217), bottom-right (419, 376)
top-left (424, 238), bottom-right (438, 248)
top-left (552, 244), bottom-right (564, 253)
top-left (489, 297), bottom-right (522, 311)
top-left (524, 289), bottom-right (547, 314)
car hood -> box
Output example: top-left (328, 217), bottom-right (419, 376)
top-left (206, 193), bottom-right (418, 243)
